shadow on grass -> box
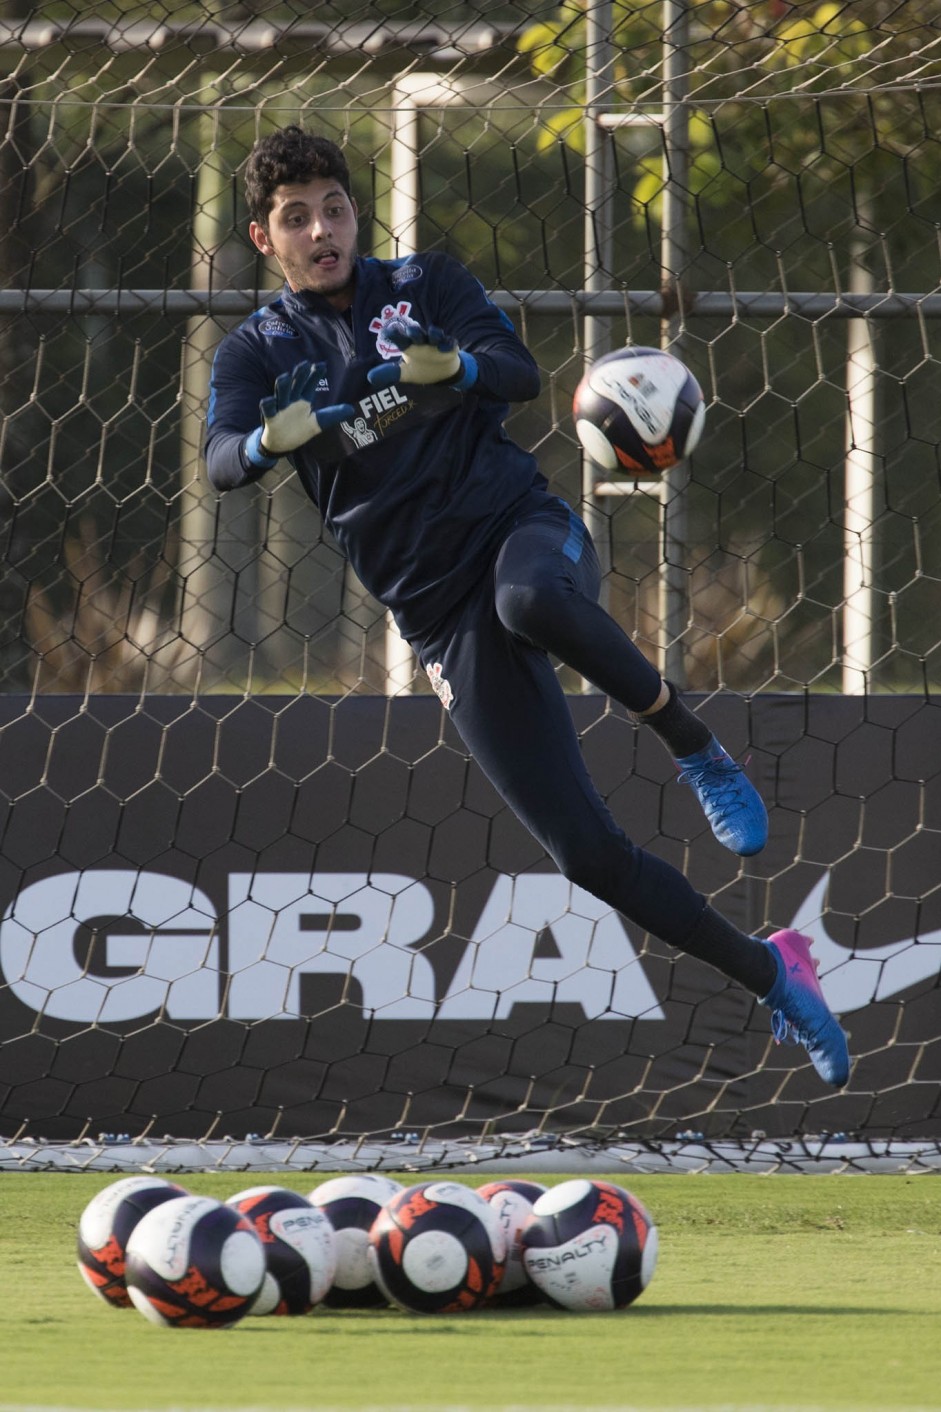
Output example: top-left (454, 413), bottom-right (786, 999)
top-left (231, 1301), bottom-right (908, 1331)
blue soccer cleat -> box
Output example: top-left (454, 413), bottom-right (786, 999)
top-left (759, 929), bottom-right (850, 1088)
top-left (675, 737), bottom-right (769, 856)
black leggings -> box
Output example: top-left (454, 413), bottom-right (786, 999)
top-left (414, 499), bottom-right (708, 947)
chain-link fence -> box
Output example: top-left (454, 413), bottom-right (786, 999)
top-left (3, 1), bottom-right (940, 697)
top-left (2, 3), bottom-right (941, 1167)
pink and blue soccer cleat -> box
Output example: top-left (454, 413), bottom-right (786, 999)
top-left (760, 929), bottom-right (850, 1087)
top-left (675, 737), bottom-right (769, 857)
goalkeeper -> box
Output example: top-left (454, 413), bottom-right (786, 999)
top-left (205, 125), bottom-right (849, 1087)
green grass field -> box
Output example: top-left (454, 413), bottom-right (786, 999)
top-left (1, 1170), bottom-right (939, 1412)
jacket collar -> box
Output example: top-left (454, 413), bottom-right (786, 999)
top-left (281, 257), bottom-right (372, 318)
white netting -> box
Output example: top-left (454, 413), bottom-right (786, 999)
top-left (1, 3), bottom-right (940, 1171)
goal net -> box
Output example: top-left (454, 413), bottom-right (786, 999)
top-left (1, 1), bottom-right (939, 1175)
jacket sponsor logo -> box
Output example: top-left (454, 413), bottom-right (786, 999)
top-left (369, 300), bottom-right (413, 358)
top-left (390, 263), bottom-right (422, 290)
top-left (341, 385), bottom-right (411, 448)
top-left (258, 315), bottom-right (300, 338)
top-left (341, 415), bottom-right (378, 449)
top-left (1, 870), bottom-right (936, 1025)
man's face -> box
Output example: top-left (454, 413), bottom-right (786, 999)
top-left (250, 177), bottom-right (359, 307)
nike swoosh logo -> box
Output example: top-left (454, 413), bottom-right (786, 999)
top-left (790, 874), bottom-right (941, 1013)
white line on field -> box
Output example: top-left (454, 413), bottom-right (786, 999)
top-left (3, 1404), bottom-right (936, 1412)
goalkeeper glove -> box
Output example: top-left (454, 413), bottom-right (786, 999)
top-left (245, 360), bottom-right (354, 466)
top-left (367, 317), bottom-right (478, 392)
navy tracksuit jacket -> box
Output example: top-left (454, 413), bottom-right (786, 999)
top-left (205, 251), bottom-right (708, 948)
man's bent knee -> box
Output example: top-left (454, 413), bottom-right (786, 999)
top-left (495, 579), bottom-right (565, 644)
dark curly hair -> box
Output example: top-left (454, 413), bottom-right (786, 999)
top-left (244, 126), bottom-right (352, 227)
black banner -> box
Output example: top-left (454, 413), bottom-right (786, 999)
top-left (1, 694), bottom-right (938, 1140)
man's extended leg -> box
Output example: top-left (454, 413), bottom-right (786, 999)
top-left (491, 500), bottom-right (767, 856)
top-left (413, 553), bottom-right (847, 1086)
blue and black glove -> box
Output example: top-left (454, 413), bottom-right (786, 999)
top-left (245, 360), bottom-right (355, 467)
top-left (367, 317), bottom-right (478, 392)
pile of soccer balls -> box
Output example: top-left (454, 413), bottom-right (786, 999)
top-left (77, 1173), bottom-right (658, 1326)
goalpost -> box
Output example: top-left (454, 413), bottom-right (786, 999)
top-left (1, 2), bottom-right (940, 1175)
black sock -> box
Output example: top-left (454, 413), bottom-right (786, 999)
top-left (638, 680), bottom-right (712, 759)
top-left (677, 904), bottom-right (778, 996)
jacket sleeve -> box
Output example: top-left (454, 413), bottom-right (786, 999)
top-left (431, 256), bottom-right (541, 405)
top-left (204, 330), bottom-right (279, 491)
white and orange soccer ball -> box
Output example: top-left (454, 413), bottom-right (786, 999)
top-left (309, 1173), bottom-right (404, 1308)
top-left (477, 1179), bottom-right (547, 1305)
top-left (368, 1180), bottom-right (506, 1314)
top-left (77, 1175), bottom-right (190, 1309)
top-left (520, 1178), bottom-right (658, 1311)
top-left (573, 346), bottom-right (705, 476)
top-left (226, 1185), bottom-right (337, 1315)
top-left (124, 1194), bottom-right (265, 1328)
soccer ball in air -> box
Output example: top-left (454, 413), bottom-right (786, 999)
top-left (309, 1173), bottom-right (404, 1308)
top-left (520, 1178), bottom-right (658, 1311)
top-left (226, 1186), bottom-right (337, 1315)
top-left (77, 1175), bottom-right (190, 1308)
top-left (368, 1180), bottom-right (507, 1314)
top-left (573, 346), bottom-right (705, 476)
top-left (477, 1179), bottom-right (547, 1305)
top-left (124, 1194), bottom-right (265, 1328)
